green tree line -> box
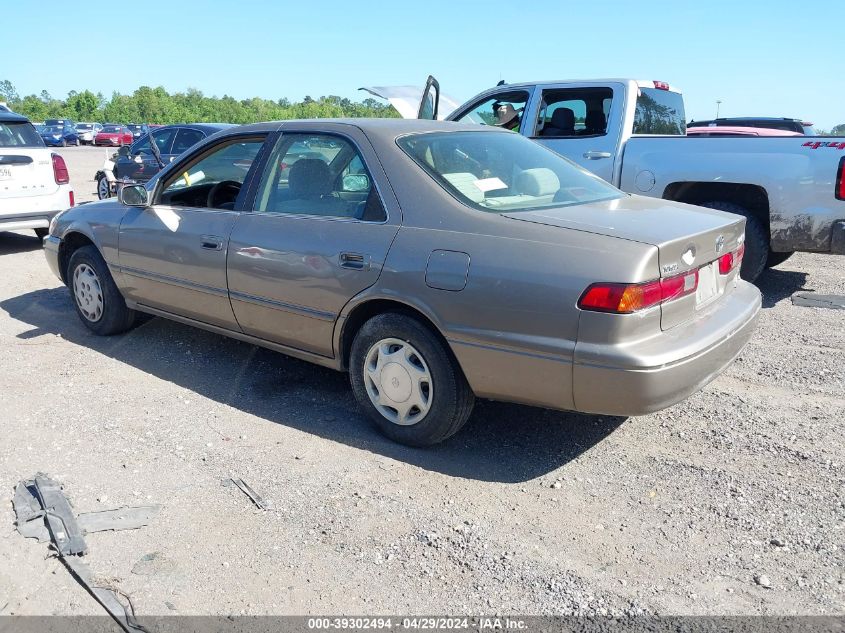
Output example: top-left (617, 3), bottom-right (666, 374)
top-left (0, 80), bottom-right (399, 124)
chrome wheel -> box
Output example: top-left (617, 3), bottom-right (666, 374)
top-left (73, 263), bottom-right (104, 322)
top-left (363, 338), bottom-right (433, 426)
top-left (97, 177), bottom-right (110, 199)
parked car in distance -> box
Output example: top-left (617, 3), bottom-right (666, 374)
top-left (39, 123), bottom-right (80, 147)
top-left (0, 110), bottom-right (74, 238)
top-left (367, 78), bottom-right (845, 280)
top-left (687, 125), bottom-right (802, 137)
top-left (95, 123), bottom-right (233, 199)
top-left (75, 122), bottom-right (103, 145)
top-left (94, 124), bottom-right (133, 147)
top-left (126, 123), bottom-right (149, 139)
top-left (46, 119), bottom-right (761, 446)
top-left (687, 117), bottom-right (810, 135)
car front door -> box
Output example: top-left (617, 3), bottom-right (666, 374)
top-left (526, 82), bottom-right (625, 182)
top-left (118, 134), bottom-right (269, 329)
top-left (226, 126), bottom-right (400, 358)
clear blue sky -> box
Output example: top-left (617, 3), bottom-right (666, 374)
top-left (6, 0), bottom-right (843, 128)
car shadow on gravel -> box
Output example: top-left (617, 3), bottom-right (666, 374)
top-left (755, 267), bottom-right (809, 308)
top-left (2, 287), bottom-right (626, 483)
top-left (0, 232), bottom-right (44, 255)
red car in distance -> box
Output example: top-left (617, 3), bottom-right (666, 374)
top-left (95, 124), bottom-right (133, 146)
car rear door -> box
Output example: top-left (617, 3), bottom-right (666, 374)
top-left (226, 125), bottom-right (400, 358)
top-left (118, 133), bottom-right (269, 329)
top-left (525, 82), bottom-right (625, 182)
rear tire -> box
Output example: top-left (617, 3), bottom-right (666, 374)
top-left (766, 250), bottom-right (793, 268)
top-left (97, 174), bottom-right (112, 199)
top-left (61, 139), bottom-right (67, 147)
top-left (349, 313), bottom-right (474, 446)
top-left (67, 245), bottom-right (137, 336)
top-left (700, 200), bottom-right (768, 282)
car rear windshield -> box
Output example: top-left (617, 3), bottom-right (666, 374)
top-left (633, 88), bottom-right (686, 135)
top-left (397, 131), bottom-right (623, 213)
top-left (0, 121), bottom-right (45, 147)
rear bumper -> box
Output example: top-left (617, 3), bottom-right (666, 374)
top-left (0, 209), bottom-right (64, 232)
top-left (43, 235), bottom-right (62, 281)
top-left (573, 281), bottom-right (761, 416)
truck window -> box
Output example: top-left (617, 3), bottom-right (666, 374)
top-left (633, 88), bottom-right (686, 135)
top-left (452, 90), bottom-right (530, 132)
top-left (534, 88), bottom-right (613, 138)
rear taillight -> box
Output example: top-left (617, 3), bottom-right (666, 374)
top-left (69, 191), bottom-right (75, 207)
top-left (578, 270), bottom-right (698, 314)
top-left (51, 153), bottom-right (69, 184)
top-left (718, 242), bottom-right (745, 275)
top-left (836, 157), bottom-right (845, 201)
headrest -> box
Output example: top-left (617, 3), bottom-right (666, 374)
top-left (289, 159), bottom-right (331, 199)
top-left (550, 107), bottom-right (575, 130)
top-left (515, 168), bottom-right (560, 197)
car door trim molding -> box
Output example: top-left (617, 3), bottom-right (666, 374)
top-left (118, 265), bottom-right (229, 298)
top-left (228, 290), bottom-right (336, 322)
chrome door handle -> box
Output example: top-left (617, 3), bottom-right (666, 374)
top-left (583, 151), bottom-right (612, 159)
top-left (200, 235), bottom-right (223, 250)
top-left (339, 252), bottom-right (370, 270)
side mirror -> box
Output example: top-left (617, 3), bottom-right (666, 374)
top-left (118, 145), bottom-right (130, 158)
top-left (118, 184), bottom-right (148, 207)
top-left (342, 174), bottom-right (370, 192)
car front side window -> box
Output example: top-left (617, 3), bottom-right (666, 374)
top-left (453, 90), bottom-right (530, 132)
top-left (159, 136), bottom-right (266, 209)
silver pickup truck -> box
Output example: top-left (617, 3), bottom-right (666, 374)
top-left (365, 78), bottom-right (845, 280)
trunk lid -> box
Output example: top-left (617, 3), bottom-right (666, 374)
top-left (504, 195), bottom-right (746, 329)
top-left (0, 148), bottom-right (58, 200)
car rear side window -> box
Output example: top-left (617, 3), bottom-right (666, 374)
top-left (0, 121), bottom-right (44, 147)
top-left (633, 88), bottom-right (686, 135)
top-left (253, 133), bottom-right (386, 222)
top-left (534, 87), bottom-right (613, 138)
top-left (171, 129), bottom-right (205, 154)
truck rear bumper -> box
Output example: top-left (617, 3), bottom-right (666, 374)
top-left (830, 221), bottom-right (845, 254)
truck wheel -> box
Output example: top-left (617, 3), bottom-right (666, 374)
top-left (67, 245), bottom-right (137, 335)
top-left (700, 201), bottom-right (768, 282)
top-left (766, 250), bottom-right (793, 268)
top-left (97, 175), bottom-right (112, 199)
top-left (349, 313), bottom-right (475, 447)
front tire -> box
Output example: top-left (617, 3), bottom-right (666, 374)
top-left (61, 139), bottom-right (67, 147)
top-left (699, 201), bottom-right (768, 282)
top-left (67, 245), bottom-right (137, 335)
top-left (350, 313), bottom-right (474, 446)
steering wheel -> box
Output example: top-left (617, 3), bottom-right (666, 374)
top-left (206, 180), bottom-right (242, 209)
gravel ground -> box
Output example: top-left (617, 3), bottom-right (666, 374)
top-left (0, 147), bottom-right (842, 616)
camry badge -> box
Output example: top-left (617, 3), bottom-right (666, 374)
top-left (715, 234), bottom-right (725, 254)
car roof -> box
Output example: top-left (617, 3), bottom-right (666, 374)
top-left (222, 118), bottom-right (506, 139)
top-left (0, 111), bottom-right (31, 124)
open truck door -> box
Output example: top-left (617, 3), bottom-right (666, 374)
top-left (360, 76), bottom-right (459, 120)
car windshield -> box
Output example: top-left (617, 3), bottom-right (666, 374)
top-left (45, 126), bottom-right (63, 133)
top-left (0, 121), bottom-right (44, 147)
top-left (397, 131), bottom-right (623, 213)
top-left (77, 124), bottom-right (93, 130)
top-left (102, 125), bottom-right (121, 133)
top-left (128, 125), bottom-right (142, 130)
